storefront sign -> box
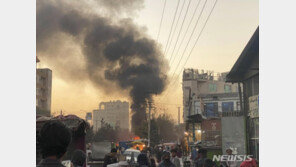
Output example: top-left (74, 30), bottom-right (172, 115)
top-left (249, 95), bottom-right (259, 118)
top-left (86, 112), bottom-right (92, 120)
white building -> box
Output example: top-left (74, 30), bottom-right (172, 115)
top-left (93, 100), bottom-right (130, 131)
top-left (36, 58), bottom-right (52, 116)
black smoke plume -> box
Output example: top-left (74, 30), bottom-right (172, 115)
top-left (37, 0), bottom-right (167, 133)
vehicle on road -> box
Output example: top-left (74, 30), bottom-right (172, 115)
top-left (123, 148), bottom-right (141, 162)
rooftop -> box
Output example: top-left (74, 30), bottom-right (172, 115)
top-left (183, 68), bottom-right (229, 81)
top-left (226, 27), bottom-right (259, 82)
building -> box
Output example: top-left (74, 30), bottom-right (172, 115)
top-left (182, 69), bottom-right (241, 149)
top-left (182, 69), bottom-right (241, 121)
top-left (93, 100), bottom-right (130, 132)
top-left (36, 58), bottom-right (52, 116)
top-left (226, 27), bottom-right (259, 160)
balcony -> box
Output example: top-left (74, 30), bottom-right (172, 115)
top-left (222, 111), bottom-right (243, 117)
top-left (202, 111), bottom-right (220, 118)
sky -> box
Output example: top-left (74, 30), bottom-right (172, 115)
top-left (39, 0), bottom-right (258, 122)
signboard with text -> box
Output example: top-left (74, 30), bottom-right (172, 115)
top-left (86, 112), bottom-right (92, 120)
top-left (249, 95), bottom-right (259, 118)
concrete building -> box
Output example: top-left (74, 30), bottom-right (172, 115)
top-left (182, 69), bottom-right (241, 149)
top-left (226, 27), bottom-right (259, 160)
top-left (93, 100), bottom-right (130, 132)
top-left (182, 69), bottom-right (240, 121)
top-left (36, 58), bottom-right (52, 116)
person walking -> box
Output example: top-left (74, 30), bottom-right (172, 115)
top-left (203, 159), bottom-right (217, 167)
top-left (71, 149), bottom-right (86, 167)
top-left (103, 148), bottom-right (118, 167)
top-left (156, 146), bottom-right (164, 163)
top-left (195, 149), bottom-right (207, 167)
top-left (220, 148), bottom-right (238, 167)
top-left (158, 152), bottom-right (176, 167)
top-left (37, 120), bottom-right (72, 167)
top-left (150, 157), bottom-right (157, 167)
top-left (170, 149), bottom-right (181, 167)
top-left (191, 146), bottom-right (198, 164)
top-left (239, 157), bottom-right (257, 167)
top-left (137, 153), bottom-right (150, 167)
top-left (176, 145), bottom-right (182, 158)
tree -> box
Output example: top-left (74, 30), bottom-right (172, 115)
top-left (155, 114), bottom-right (177, 142)
top-left (93, 119), bottom-right (134, 142)
top-left (85, 126), bottom-right (95, 143)
top-left (134, 113), bottom-right (179, 147)
top-left (135, 120), bottom-right (148, 139)
top-left (150, 118), bottom-right (160, 147)
top-left (94, 121), bottom-right (117, 142)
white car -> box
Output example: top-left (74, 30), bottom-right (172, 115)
top-left (123, 148), bottom-right (141, 162)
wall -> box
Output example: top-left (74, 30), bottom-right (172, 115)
top-left (36, 68), bottom-right (52, 116)
top-left (93, 101), bottom-right (130, 132)
top-left (221, 116), bottom-right (246, 155)
top-left (201, 119), bottom-right (222, 148)
top-left (198, 81), bottom-right (238, 95)
top-left (243, 74), bottom-right (259, 160)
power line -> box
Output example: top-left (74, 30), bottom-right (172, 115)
top-left (170, 0), bottom-right (202, 65)
top-left (170, 0), bottom-right (208, 80)
top-left (161, 0), bottom-right (218, 99)
top-left (156, 0), bottom-right (167, 42)
top-left (164, 0), bottom-right (186, 58)
top-left (154, 101), bottom-right (182, 106)
top-left (160, 0), bottom-right (202, 100)
top-left (170, 0), bottom-right (219, 89)
top-left (168, 0), bottom-right (193, 63)
top-left (160, 0), bottom-right (208, 102)
top-left (161, 0), bottom-right (181, 63)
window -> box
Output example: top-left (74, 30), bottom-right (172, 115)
top-left (204, 102), bottom-right (218, 117)
top-left (224, 85), bottom-right (232, 93)
top-left (222, 102), bottom-right (234, 112)
top-left (209, 83), bottom-right (217, 92)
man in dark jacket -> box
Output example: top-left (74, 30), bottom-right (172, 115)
top-left (203, 159), bottom-right (217, 167)
top-left (195, 149), bottom-right (207, 167)
top-left (137, 153), bottom-right (150, 167)
top-left (71, 149), bottom-right (86, 167)
top-left (156, 146), bottom-right (164, 163)
top-left (103, 148), bottom-right (118, 167)
top-left (37, 120), bottom-right (72, 167)
top-left (158, 151), bottom-right (176, 167)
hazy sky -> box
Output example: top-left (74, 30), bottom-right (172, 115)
top-left (42, 0), bottom-right (258, 122)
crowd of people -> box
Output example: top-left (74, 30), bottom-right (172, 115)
top-left (37, 120), bottom-right (257, 167)
top-left (101, 143), bottom-right (220, 167)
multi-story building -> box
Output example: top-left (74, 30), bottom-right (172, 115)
top-left (36, 58), bottom-right (52, 116)
top-left (182, 69), bottom-right (241, 149)
top-left (93, 100), bottom-right (130, 132)
top-left (183, 69), bottom-right (240, 121)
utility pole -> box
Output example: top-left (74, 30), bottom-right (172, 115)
top-left (177, 107), bottom-right (181, 144)
top-left (192, 100), bottom-right (196, 143)
top-left (178, 107), bottom-right (181, 125)
top-left (148, 100), bottom-right (152, 147)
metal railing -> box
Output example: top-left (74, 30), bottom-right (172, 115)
top-left (222, 111), bottom-right (243, 117)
